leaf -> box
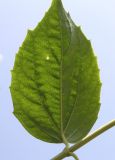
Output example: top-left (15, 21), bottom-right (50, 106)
top-left (10, 0), bottom-right (101, 143)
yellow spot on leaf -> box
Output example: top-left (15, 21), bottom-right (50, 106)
top-left (46, 56), bottom-right (50, 60)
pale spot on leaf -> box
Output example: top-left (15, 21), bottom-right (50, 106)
top-left (46, 56), bottom-right (50, 60)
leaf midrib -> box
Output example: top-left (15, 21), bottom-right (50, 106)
top-left (57, 4), bottom-right (72, 139)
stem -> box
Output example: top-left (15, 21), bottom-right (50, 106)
top-left (62, 134), bottom-right (79, 160)
top-left (70, 153), bottom-right (79, 160)
top-left (51, 119), bottom-right (115, 160)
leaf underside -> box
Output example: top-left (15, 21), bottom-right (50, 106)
top-left (10, 0), bottom-right (101, 143)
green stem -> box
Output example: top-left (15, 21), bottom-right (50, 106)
top-left (70, 152), bottom-right (79, 160)
top-left (51, 119), bottom-right (115, 160)
top-left (62, 134), bottom-right (79, 160)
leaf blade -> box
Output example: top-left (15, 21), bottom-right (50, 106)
top-left (10, 0), bottom-right (101, 143)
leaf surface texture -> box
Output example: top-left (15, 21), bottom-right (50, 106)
top-left (10, 0), bottom-right (101, 143)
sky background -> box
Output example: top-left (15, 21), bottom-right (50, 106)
top-left (0, 0), bottom-right (115, 160)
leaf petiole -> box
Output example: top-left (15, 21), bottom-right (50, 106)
top-left (62, 134), bottom-right (79, 160)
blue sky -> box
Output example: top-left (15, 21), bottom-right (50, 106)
top-left (0, 0), bottom-right (115, 160)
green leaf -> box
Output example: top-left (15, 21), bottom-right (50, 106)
top-left (10, 0), bottom-right (101, 143)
